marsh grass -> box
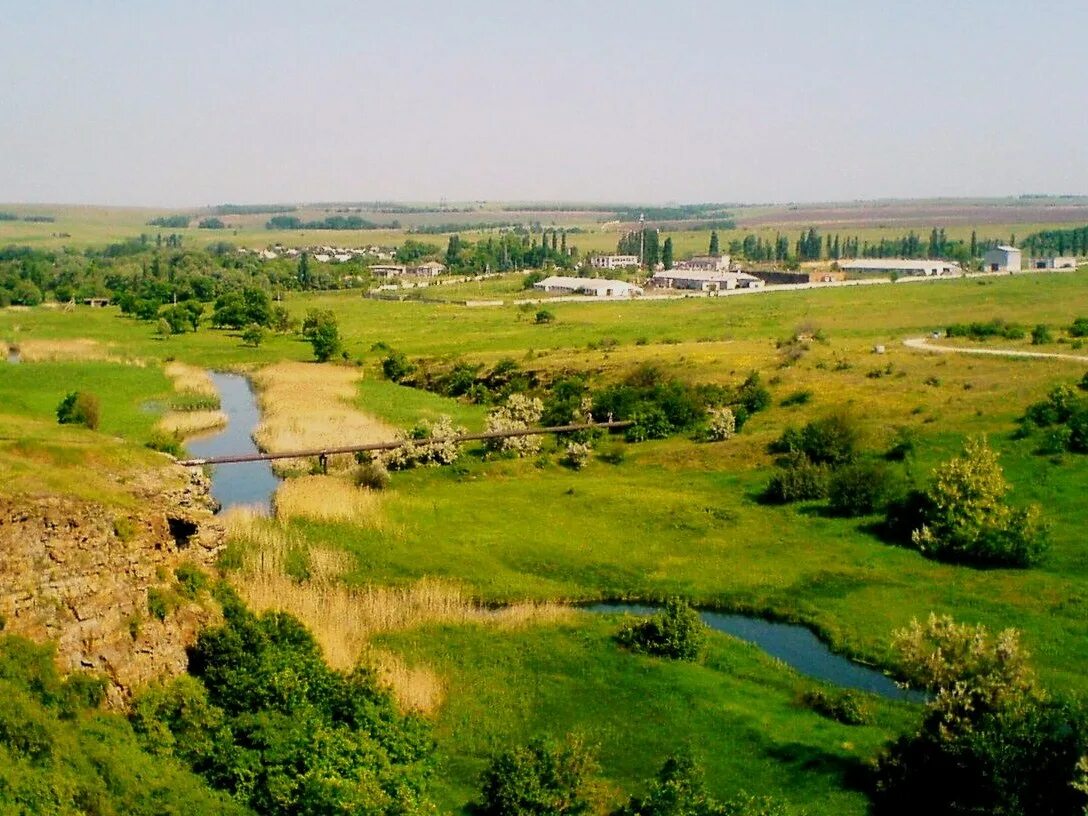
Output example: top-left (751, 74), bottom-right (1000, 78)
top-left (251, 361), bottom-right (398, 472)
top-left (17, 337), bottom-right (117, 362)
top-left (222, 508), bottom-right (572, 708)
top-left (273, 474), bottom-right (388, 529)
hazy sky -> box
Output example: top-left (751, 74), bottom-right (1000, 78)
top-left (3, 0), bottom-right (1087, 206)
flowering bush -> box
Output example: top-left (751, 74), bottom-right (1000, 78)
top-left (380, 415), bottom-right (465, 470)
top-left (704, 407), bottom-right (736, 441)
top-left (561, 442), bottom-right (592, 470)
top-left (485, 394), bottom-right (544, 457)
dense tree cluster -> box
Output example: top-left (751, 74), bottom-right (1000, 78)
top-left (265, 214), bottom-right (380, 230)
top-left (1020, 224), bottom-right (1088, 257)
top-left (132, 596), bottom-right (435, 816)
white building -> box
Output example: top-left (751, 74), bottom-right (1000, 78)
top-left (533, 276), bottom-right (643, 297)
top-left (650, 270), bottom-right (764, 292)
top-left (982, 245), bottom-right (1022, 272)
top-left (675, 254), bottom-right (731, 272)
top-left (839, 258), bottom-right (963, 277)
top-left (410, 261), bottom-right (447, 277)
top-left (371, 263), bottom-right (407, 277)
top-left (590, 254), bottom-right (641, 270)
top-left (1030, 256), bottom-right (1077, 270)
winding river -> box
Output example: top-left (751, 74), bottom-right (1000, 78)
top-left (185, 371), bottom-right (279, 513)
top-left (196, 370), bottom-right (921, 702)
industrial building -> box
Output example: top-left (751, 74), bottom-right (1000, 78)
top-left (650, 270), bottom-right (764, 292)
top-left (982, 245), bottom-right (1022, 272)
top-left (589, 254), bottom-right (640, 270)
top-left (839, 259), bottom-right (963, 277)
top-left (533, 276), bottom-right (643, 298)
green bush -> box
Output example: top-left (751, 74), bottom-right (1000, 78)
top-left (478, 736), bottom-right (595, 816)
top-left (55, 391), bottom-right (100, 430)
top-left (763, 458), bottom-right (830, 503)
top-left (615, 598), bottom-right (707, 661)
top-left (771, 412), bottom-right (858, 466)
top-left (1031, 323), bottom-right (1053, 345)
top-left (173, 563), bottom-right (208, 600)
top-left (534, 309), bottom-right (556, 325)
top-left (625, 407), bottom-right (673, 442)
top-left (618, 753), bottom-right (791, 816)
top-left (799, 689), bottom-right (871, 725)
top-left (382, 350), bottom-right (416, 383)
top-left (827, 461), bottom-right (894, 517)
top-left (355, 460), bottom-right (391, 490)
top-left (1069, 316), bottom-right (1088, 338)
top-left (146, 429), bottom-right (185, 458)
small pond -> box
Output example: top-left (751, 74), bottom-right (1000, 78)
top-left (186, 372), bottom-right (279, 513)
top-left (588, 602), bottom-right (924, 702)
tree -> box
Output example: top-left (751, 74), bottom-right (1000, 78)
top-left (478, 736), bottom-right (596, 816)
top-left (708, 231), bottom-right (720, 256)
top-left (301, 309), bottom-right (341, 362)
top-left (909, 437), bottom-right (1047, 567)
top-left (297, 251), bottom-right (311, 288)
top-left (873, 614), bottom-right (1088, 816)
top-left (662, 237), bottom-right (674, 270)
top-left (56, 391), bottom-right (100, 430)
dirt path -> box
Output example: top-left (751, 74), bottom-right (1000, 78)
top-left (904, 336), bottom-right (1088, 363)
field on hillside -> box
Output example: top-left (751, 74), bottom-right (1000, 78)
top-left (3, 270), bottom-right (1088, 813)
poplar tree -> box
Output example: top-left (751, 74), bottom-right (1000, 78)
top-left (662, 237), bottom-right (673, 269)
top-left (709, 231), bottom-right (720, 256)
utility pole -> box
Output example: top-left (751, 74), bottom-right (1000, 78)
top-left (639, 213), bottom-right (645, 267)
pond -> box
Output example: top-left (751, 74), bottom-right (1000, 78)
top-left (185, 372), bottom-right (279, 513)
top-left (587, 602), bottom-right (924, 702)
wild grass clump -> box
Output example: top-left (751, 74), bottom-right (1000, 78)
top-left (355, 460), bottom-right (391, 491)
top-left (56, 391), bottom-right (100, 430)
top-left (155, 409), bottom-right (226, 437)
top-left (799, 688), bottom-right (871, 725)
top-left (274, 474), bottom-right (387, 528)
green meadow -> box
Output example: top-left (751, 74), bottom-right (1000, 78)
top-left (3, 268), bottom-right (1088, 812)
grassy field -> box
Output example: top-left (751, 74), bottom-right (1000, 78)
top-left (4, 268), bottom-right (1088, 812)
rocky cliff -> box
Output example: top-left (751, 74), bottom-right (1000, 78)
top-left (0, 467), bottom-right (225, 707)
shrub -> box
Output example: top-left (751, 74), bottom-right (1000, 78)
top-left (615, 598), bottom-right (707, 661)
top-left (485, 394), bottom-right (545, 457)
top-left (381, 415), bottom-right (465, 470)
top-left (56, 391), bottom-right (100, 430)
top-left (355, 460), bottom-right (391, 490)
top-left (174, 563), bottom-right (208, 599)
top-left (301, 308), bottom-right (341, 362)
top-left (1079, 371), bottom-right (1088, 392)
top-left (884, 426), bottom-right (917, 461)
top-left (478, 736), bottom-right (595, 816)
top-left (772, 413), bottom-right (858, 466)
top-left (909, 437), bottom-right (1048, 567)
top-left (534, 309), bottom-right (555, 325)
top-left (828, 461), bottom-right (895, 517)
top-left (872, 614), bottom-right (1088, 816)
top-left (703, 407), bottom-right (736, 441)
top-left (146, 429), bottom-right (185, 458)
top-left (241, 323), bottom-right (264, 347)
top-left (799, 689), bottom-right (871, 725)
top-left (626, 407), bottom-right (672, 442)
top-left (561, 441), bottom-right (592, 470)
top-left (780, 389), bottom-right (812, 407)
top-left (146, 588), bottom-right (176, 621)
top-left (763, 458), bottom-right (830, 503)
top-left (1070, 317), bottom-right (1088, 338)
top-left (382, 351), bottom-right (415, 383)
top-left (1031, 323), bottom-right (1053, 345)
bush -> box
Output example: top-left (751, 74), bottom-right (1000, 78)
top-left (534, 309), bottom-right (555, 325)
top-left (485, 394), bottom-right (545, 457)
top-left (780, 389), bottom-right (812, 407)
top-left (381, 416), bottom-right (465, 470)
top-left (355, 460), bottom-right (391, 490)
top-left (828, 461), bottom-right (895, 517)
top-left (763, 458), bottom-right (830, 503)
top-left (478, 736), bottom-right (595, 816)
top-left (173, 563), bottom-right (208, 600)
top-left (625, 407), bottom-right (672, 442)
top-left (241, 323), bottom-right (264, 347)
top-left (146, 430), bottom-right (185, 458)
top-left (301, 308), bottom-right (341, 362)
top-left (799, 689), bottom-right (871, 725)
top-left (615, 598), bottom-right (707, 661)
top-left (908, 437), bottom-right (1048, 567)
top-left (1031, 323), bottom-right (1053, 345)
top-left (1069, 317), bottom-right (1088, 338)
top-left (703, 407), bottom-right (736, 441)
top-left (561, 441), bottom-right (592, 470)
top-left (382, 351), bottom-right (415, 383)
top-left (56, 391), bottom-right (100, 430)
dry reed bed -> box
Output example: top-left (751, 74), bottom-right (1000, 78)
top-left (250, 362), bottom-right (398, 472)
top-left (16, 338), bottom-right (122, 363)
top-left (222, 508), bottom-right (572, 712)
top-left (156, 361), bottom-right (226, 437)
top-left (273, 474), bottom-right (391, 530)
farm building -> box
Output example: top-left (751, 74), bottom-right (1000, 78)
top-left (839, 259), bottom-right (962, 277)
top-left (982, 245), bottom-right (1022, 272)
top-left (370, 264), bottom-right (407, 277)
top-left (1030, 256), bottom-right (1077, 270)
top-left (674, 254), bottom-right (731, 272)
top-left (589, 254), bottom-right (640, 270)
top-left (650, 270), bottom-right (764, 291)
top-left (533, 276), bottom-right (643, 297)
top-left (410, 261), bottom-right (447, 277)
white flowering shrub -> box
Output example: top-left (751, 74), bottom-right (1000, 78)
top-left (380, 415), bottom-right (466, 470)
top-left (485, 394), bottom-right (544, 456)
top-left (561, 442), bottom-right (592, 470)
top-left (705, 407), bottom-right (736, 441)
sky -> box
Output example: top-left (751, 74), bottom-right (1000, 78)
top-left (3, 0), bottom-right (1087, 207)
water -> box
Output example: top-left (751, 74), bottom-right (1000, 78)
top-left (186, 372), bottom-right (279, 513)
top-left (588, 602), bottom-right (924, 701)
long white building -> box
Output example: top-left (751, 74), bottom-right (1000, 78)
top-left (590, 254), bottom-right (640, 270)
top-left (839, 258), bottom-right (962, 276)
top-left (650, 270), bottom-right (764, 292)
top-left (534, 276), bottom-right (643, 297)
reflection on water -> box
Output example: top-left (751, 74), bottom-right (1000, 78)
top-left (588, 602), bottom-right (924, 701)
top-left (186, 372), bottom-right (279, 514)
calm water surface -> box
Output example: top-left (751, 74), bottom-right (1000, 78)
top-left (186, 372), bottom-right (279, 513)
top-left (588, 602), bottom-right (924, 701)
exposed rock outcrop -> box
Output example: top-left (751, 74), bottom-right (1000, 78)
top-left (0, 467), bottom-right (225, 707)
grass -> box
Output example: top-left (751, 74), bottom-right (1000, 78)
top-left (375, 616), bottom-right (919, 815)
